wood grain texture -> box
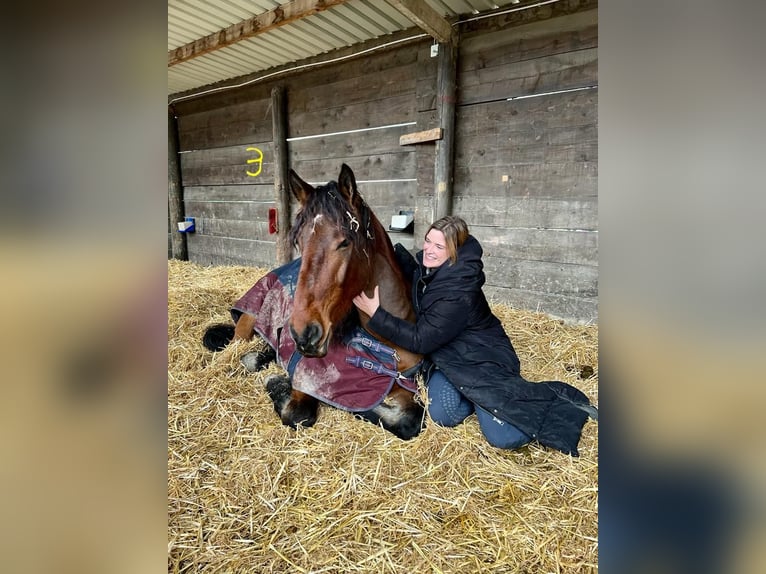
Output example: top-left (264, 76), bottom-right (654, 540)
top-left (177, 98), bottom-right (273, 151)
top-left (187, 234), bottom-right (276, 269)
top-left (483, 284), bottom-right (597, 325)
top-left (471, 225), bottom-right (597, 267)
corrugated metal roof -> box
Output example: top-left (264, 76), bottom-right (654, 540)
top-left (168, 0), bottom-right (531, 98)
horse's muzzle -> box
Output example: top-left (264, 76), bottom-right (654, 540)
top-left (290, 322), bottom-right (327, 357)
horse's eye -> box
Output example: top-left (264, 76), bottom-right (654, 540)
top-left (337, 239), bottom-right (350, 250)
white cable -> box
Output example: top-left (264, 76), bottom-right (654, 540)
top-left (169, 34), bottom-right (428, 105)
top-left (286, 122), bottom-right (416, 142)
top-left (506, 84), bottom-right (597, 101)
top-left (454, 0), bottom-right (561, 26)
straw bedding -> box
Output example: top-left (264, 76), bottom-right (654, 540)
top-left (168, 259), bottom-right (598, 573)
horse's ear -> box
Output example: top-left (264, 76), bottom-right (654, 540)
top-left (337, 164), bottom-right (359, 203)
top-left (288, 169), bottom-right (313, 205)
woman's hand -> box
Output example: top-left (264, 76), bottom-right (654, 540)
top-left (353, 285), bottom-right (380, 317)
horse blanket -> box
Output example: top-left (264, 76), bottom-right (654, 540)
top-left (232, 258), bottom-right (418, 412)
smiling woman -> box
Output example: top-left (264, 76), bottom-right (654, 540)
top-left (422, 216), bottom-right (469, 268)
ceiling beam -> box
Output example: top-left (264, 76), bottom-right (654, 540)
top-left (168, 0), bottom-right (349, 67)
top-left (386, 0), bottom-right (455, 44)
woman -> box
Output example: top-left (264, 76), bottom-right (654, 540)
top-left (353, 216), bottom-right (595, 455)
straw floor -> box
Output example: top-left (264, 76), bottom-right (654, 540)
top-left (168, 259), bottom-right (598, 573)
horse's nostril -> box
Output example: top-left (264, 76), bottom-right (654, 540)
top-left (307, 322), bottom-right (322, 346)
top-left (291, 322), bottom-right (324, 354)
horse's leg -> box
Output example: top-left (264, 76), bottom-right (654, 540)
top-left (358, 385), bottom-right (425, 440)
top-left (233, 313), bottom-right (256, 340)
top-left (203, 313), bottom-right (258, 351)
top-left (233, 314), bottom-right (278, 371)
top-left (265, 374), bottom-right (319, 429)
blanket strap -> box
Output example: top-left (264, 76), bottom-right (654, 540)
top-left (349, 334), bottom-right (401, 363)
top-left (345, 356), bottom-right (403, 380)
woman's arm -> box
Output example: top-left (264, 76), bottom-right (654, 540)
top-left (354, 286), bottom-right (469, 355)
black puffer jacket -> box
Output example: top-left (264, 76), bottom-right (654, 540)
top-left (369, 236), bottom-right (595, 456)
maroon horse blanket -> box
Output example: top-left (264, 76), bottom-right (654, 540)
top-left (231, 258), bottom-right (418, 412)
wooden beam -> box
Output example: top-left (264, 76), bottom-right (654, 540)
top-left (168, 0), bottom-right (348, 67)
top-left (399, 128), bottom-right (442, 145)
top-left (386, 0), bottom-right (455, 43)
top-left (434, 36), bottom-right (458, 220)
top-left (271, 86), bottom-right (292, 266)
top-left (168, 107), bottom-right (187, 260)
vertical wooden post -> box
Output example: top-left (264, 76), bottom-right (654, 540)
top-left (168, 106), bottom-right (187, 260)
top-left (272, 86), bottom-right (291, 265)
top-left (434, 36), bottom-right (458, 220)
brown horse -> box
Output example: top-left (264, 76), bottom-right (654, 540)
top-left (203, 164), bottom-right (425, 440)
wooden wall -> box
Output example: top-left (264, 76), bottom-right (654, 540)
top-left (453, 3), bottom-right (598, 323)
top-left (168, 0), bottom-right (597, 323)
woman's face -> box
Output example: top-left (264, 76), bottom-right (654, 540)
top-left (422, 229), bottom-right (449, 268)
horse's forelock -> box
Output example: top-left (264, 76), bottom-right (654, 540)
top-left (290, 180), bottom-right (373, 253)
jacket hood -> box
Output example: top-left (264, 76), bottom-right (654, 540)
top-left (416, 235), bottom-right (486, 292)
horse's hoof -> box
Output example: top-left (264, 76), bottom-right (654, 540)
top-left (265, 374), bottom-right (292, 406)
top-left (241, 348), bottom-right (276, 372)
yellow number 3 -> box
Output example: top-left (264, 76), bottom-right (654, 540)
top-left (246, 147), bottom-right (263, 177)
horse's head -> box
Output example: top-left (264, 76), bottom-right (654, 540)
top-left (288, 164), bottom-right (376, 357)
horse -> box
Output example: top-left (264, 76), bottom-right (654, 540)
top-left (202, 164), bottom-right (425, 440)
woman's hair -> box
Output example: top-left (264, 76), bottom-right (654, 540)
top-left (426, 216), bottom-right (469, 265)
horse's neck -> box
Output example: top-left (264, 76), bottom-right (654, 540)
top-left (367, 221), bottom-right (413, 322)
top-left (372, 255), bottom-right (414, 323)
top-left (360, 228), bottom-right (422, 370)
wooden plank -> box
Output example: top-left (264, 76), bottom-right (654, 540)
top-left (457, 88), bottom-right (597, 134)
top-left (386, 0), bottom-right (455, 43)
top-left (459, 14), bottom-right (598, 69)
top-left (289, 94), bottom-right (415, 138)
top-left (289, 152), bottom-right (416, 184)
top-left (168, 0), bottom-right (349, 66)
top-left (452, 196), bottom-right (597, 231)
top-left (288, 124), bottom-right (414, 161)
top-left (482, 257), bottom-right (597, 297)
top-left (183, 199), bottom-right (274, 222)
top-left (186, 235), bottom-right (276, 268)
top-left (179, 143), bottom-right (275, 186)
top-left (483, 284), bottom-right (597, 325)
top-left (456, 140), bottom-right (598, 169)
top-left (177, 98), bottom-right (273, 151)
top-left (192, 218), bottom-right (273, 242)
top-left (457, 120), bottom-right (598, 154)
top-left (470, 225), bottom-right (597, 266)
top-left (183, 185), bottom-right (274, 202)
top-left (458, 48), bottom-right (597, 106)
top-left (351, 180), bottom-right (417, 207)
top-left (418, 9), bottom-right (596, 112)
top-left (453, 161), bottom-right (597, 200)
top-left (353, 181), bottom-right (418, 227)
top-left (399, 127), bottom-right (442, 145)
top-left (188, 251), bottom-right (273, 269)
top-left (286, 62), bottom-right (418, 113)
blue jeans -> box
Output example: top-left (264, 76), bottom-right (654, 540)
top-left (427, 370), bottom-right (531, 450)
